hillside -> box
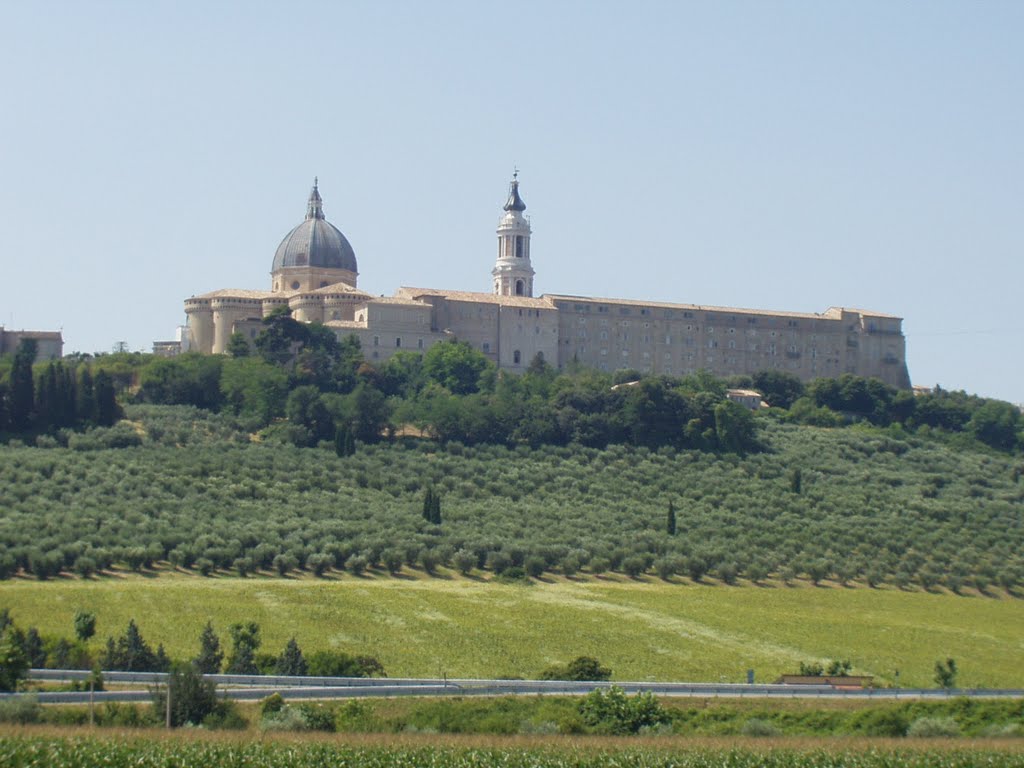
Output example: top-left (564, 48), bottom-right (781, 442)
top-left (0, 404), bottom-right (1021, 591)
top-left (1, 577), bottom-right (1022, 687)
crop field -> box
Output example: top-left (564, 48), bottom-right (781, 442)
top-left (1, 732), bottom-right (1023, 768)
top-left (2, 577), bottom-right (1021, 687)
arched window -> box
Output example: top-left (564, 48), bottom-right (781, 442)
top-left (513, 350), bottom-right (521, 365)
top-left (515, 236), bottom-right (524, 258)
top-left (515, 279), bottom-right (525, 296)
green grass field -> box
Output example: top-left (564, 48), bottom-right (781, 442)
top-left (3, 576), bottom-right (1021, 687)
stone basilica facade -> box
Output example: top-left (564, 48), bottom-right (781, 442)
top-left (183, 178), bottom-right (911, 389)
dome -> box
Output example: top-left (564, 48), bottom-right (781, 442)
top-left (272, 180), bottom-right (358, 274)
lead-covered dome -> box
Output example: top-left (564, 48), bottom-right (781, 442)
top-left (272, 179), bottom-right (358, 273)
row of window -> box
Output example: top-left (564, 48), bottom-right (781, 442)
top-left (568, 303), bottom-right (811, 328)
top-left (372, 337), bottom-right (425, 349)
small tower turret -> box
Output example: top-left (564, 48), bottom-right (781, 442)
top-left (492, 172), bottom-right (534, 297)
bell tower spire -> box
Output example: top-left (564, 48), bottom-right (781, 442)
top-left (492, 171), bottom-right (534, 297)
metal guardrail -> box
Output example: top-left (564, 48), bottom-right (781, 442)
top-left (11, 670), bottom-right (1024, 705)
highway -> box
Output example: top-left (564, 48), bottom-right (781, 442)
top-left (7, 669), bottom-right (1023, 704)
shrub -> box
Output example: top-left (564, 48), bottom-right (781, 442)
top-left (297, 702), bottom-right (336, 731)
top-left (740, 717), bottom-right (780, 737)
top-left (0, 695), bottom-right (41, 724)
top-left (453, 549), bottom-right (476, 575)
top-left (419, 549), bottom-right (439, 575)
top-left (307, 650), bottom-right (386, 678)
top-left (907, 716), bottom-right (962, 738)
top-left (621, 556), bottom-right (646, 578)
top-left (541, 656), bottom-right (611, 682)
top-left (260, 693), bottom-right (285, 717)
top-left (202, 700), bottom-right (248, 730)
top-left (260, 705), bottom-right (310, 732)
top-left (261, 702), bottom-right (335, 732)
top-left (150, 662), bottom-right (220, 727)
top-left (846, 706), bottom-right (909, 737)
top-left (579, 686), bottom-right (669, 735)
top-left (345, 554), bottom-right (369, 575)
top-left (524, 556), bottom-right (546, 578)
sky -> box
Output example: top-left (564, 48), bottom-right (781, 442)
top-left (1, 1), bottom-right (1022, 403)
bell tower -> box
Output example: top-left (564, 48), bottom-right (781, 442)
top-left (492, 172), bottom-right (534, 297)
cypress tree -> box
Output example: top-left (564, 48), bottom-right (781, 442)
top-left (94, 369), bottom-right (119, 426)
top-left (9, 339), bottom-right (36, 431)
top-left (76, 366), bottom-right (95, 425)
top-left (432, 492), bottom-right (442, 525)
top-left (422, 487), bottom-right (435, 523)
top-left (35, 364), bottom-right (57, 431)
top-left (274, 637), bottom-right (308, 676)
top-left (334, 424), bottom-right (355, 457)
top-left (0, 381), bottom-right (9, 432)
top-left (225, 622), bottom-right (261, 675)
top-left (193, 621), bottom-right (223, 674)
top-left (667, 500), bottom-right (677, 536)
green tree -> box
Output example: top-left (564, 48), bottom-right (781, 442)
top-left (220, 357), bottom-right (288, 425)
top-left (9, 339), bottom-right (36, 431)
top-left (255, 306), bottom-right (309, 366)
top-left (752, 370), bottom-right (805, 409)
top-left (193, 621), bottom-right (223, 674)
top-left (934, 657), bottom-right (957, 689)
top-left (349, 381), bottom-right (390, 443)
top-left (334, 424), bottom-right (355, 457)
top-left (75, 366), bottom-right (96, 425)
top-left (968, 400), bottom-right (1020, 451)
top-left (306, 650), bottom-right (385, 677)
top-left (422, 338), bottom-right (491, 395)
top-left (93, 369), bottom-right (120, 426)
top-left (24, 627), bottom-right (46, 668)
top-left (0, 626), bottom-right (29, 691)
top-left (73, 610), bottom-right (96, 642)
top-left (666, 499), bottom-right (677, 536)
top-left (226, 331), bottom-right (251, 358)
top-left (225, 622), bottom-right (261, 675)
top-left (714, 399), bottom-right (757, 453)
top-left (789, 467), bottom-right (803, 494)
top-left (100, 620), bottom-right (164, 672)
top-left (422, 487), bottom-right (441, 525)
top-left (152, 661), bottom-right (219, 727)
top-left (579, 685), bottom-right (668, 734)
top-left (274, 637), bottom-right (308, 676)
top-left (285, 385), bottom-right (334, 446)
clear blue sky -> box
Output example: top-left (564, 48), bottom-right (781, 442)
top-left (2, 1), bottom-right (1021, 403)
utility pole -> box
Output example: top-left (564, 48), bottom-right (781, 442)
top-left (165, 679), bottom-right (172, 729)
top-left (88, 677), bottom-right (94, 727)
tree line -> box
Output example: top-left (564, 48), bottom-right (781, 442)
top-left (3, 310), bottom-right (1020, 455)
top-left (0, 340), bottom-right (120, 436)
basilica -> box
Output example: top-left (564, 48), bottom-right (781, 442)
top-left (182, 178), bottom-right (911, 389)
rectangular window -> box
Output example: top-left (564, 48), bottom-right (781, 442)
top-left (395, 338), bottom-right (401, 348)
top-left (482, 342), bottom-right (490, 353)
top-left (515, 236), bottom-right (524, 258)
top-left (373, 336), bottom-right (379, 347)
top-left (418, 338), bottom-right (424, 349)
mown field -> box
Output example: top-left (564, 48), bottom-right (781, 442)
top-left (1, 731), bottom-right (1023, 768)
top-left (2, 577), bottom-right (1022, 687)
